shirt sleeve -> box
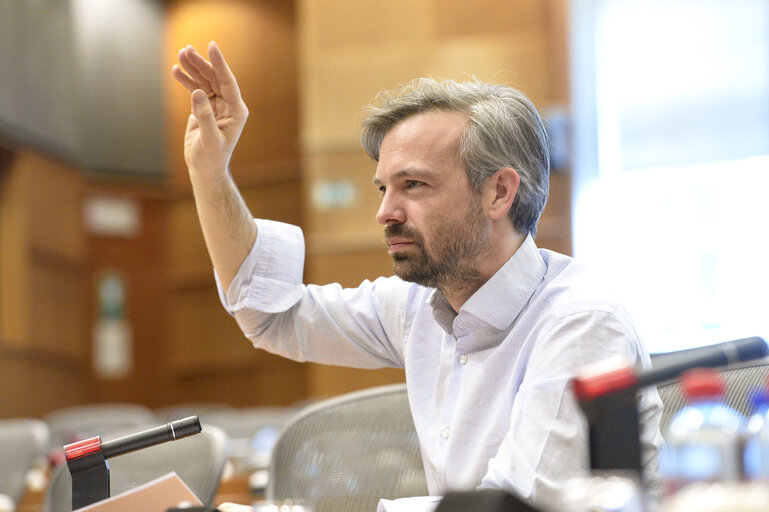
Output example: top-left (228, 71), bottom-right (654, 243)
top-left (213, 218), bottom-right (409, 369)
top-left (215, 218), bottom-right (306, 314)
top-left (477, 308), bottom-right (662, 512)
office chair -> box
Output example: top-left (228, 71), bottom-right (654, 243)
top-left (655, 358), bottom-right (769, 433)
top-left (267, 383), bottom-right (428, 512)
top-left (42, 423), bottom-right (229, 512)
top-left (155, 403), bottom-right (233, 424)
top-left (0, 418), bottom-right (49, 504)
top-left (44, 403), bottom-right (158, 451)
top-left (207, 406), bottom-right (297, 475)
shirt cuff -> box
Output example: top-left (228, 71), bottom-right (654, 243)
top-left (376, 496), bottom-right (441, 512)
top-left (215, 218), bottom-right (305, 314)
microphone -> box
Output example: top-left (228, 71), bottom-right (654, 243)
top-left (64, 416), bottom-right (202, 510)
top-left (637, 336), bottom-right (768, 388)
top-left (103, 415), bottom-right (201, 459)
top-left (573, 336), bottom-right (768, 402)
top-left (64, 416), bottom-right (202, 461)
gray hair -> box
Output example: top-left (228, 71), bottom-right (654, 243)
top-left (360, 77), bottom-right (550, 237)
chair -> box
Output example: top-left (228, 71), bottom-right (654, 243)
top-left (42, 423), bottom-right (229, 512)
top-left (0, 418), bottom-right (49, 504)
top-left (655, 358), bottom-right (769, 434)
top-left (155, 403), bottom-right (233, 424)
top-left (44, 403), bottom-right (158, 451)
top-left (267, 383), bottom-right (428, 512)
top-left (206, 406), bottom-right (297, 476)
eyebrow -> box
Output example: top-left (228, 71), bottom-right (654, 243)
top-left (372, 168), bottom-right (435, 186)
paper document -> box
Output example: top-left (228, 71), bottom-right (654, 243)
top-left (76, 472), bottom-right (203, 512)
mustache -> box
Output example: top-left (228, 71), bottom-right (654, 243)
top-left (384, 224), bottom-right (423, 244)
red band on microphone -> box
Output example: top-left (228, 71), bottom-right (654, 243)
top-left (573, 363), bottom-right (638, 401)
top-left (64, 436), bottom-right (103, 461)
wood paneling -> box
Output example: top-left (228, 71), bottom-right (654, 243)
top-left (0, 350), bottom-right (88, 418)
top-left (85, 186), bottom-right (172, 407)
top-left (0, 149), bottom-right (90, 418)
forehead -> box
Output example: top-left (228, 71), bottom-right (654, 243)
top-left (375, 110), bottom-right (467, 179)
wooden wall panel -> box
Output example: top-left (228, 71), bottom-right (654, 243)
top-left (175, 363), bottom-right (308, 407)
top-left (166, 197), bottom-right (214, 286)
top-left (24, 152), bottom-right (85, 263)
top-left (167, 284), bottom-right (251, 369)
top-left (29, 261), bottom-right (88, 359)
top-left (0, 149), bottom-right (90, 419)
top-left (0, 354), bottom-right (87, 418)
top-left (0, 158), bottom-right (29, 344)
top-left (84, 189), bottom-right (173, 407)
top-left (300, 48), bottom-right (423, 152)
top-left (302, 150), bottom-right (380, 247)
top-left (428, 32), bottom-right (551, 104)
top-left (432, 0), bottom-right (547, 37)
top-left (305, 249), bottom-right (393, 288)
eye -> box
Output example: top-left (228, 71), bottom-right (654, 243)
top-left (405, 180), bottom-right (424, 189)
top-left (376, 184), bottom-right (386, 196)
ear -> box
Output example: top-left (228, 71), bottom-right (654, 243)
top-left (484, 167), bottom-right (519, 221)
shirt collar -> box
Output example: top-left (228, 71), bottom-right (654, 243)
top-left (428, 233), bottom-right (547, 333)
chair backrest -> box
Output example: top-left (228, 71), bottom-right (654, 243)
top-left (267, 383), bottom-right (428, 512)
top-left (656, 359), bottom-right (769, 434)
top-left (43, 423), bottom-right (229, 512)
top-left (154, 403), bottom-right (233, 424)
top-left (44, 403), bottom-right (157, 451)
top-left (206, 406), bottom-right (298, 473)
top-left (0, 418), bottom-right (49, 503)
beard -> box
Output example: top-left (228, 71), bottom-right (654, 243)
top-left (384, 195), bottom-right (489, 294)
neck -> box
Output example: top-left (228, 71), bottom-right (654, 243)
top-left (442, 229), bottom-right (527, 312)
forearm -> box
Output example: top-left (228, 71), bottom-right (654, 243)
top-left (173, 42), bottom-right (254, 290)
top-left (189, 167), bottom-right (257, 291)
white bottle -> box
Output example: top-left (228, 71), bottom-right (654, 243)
top-left (661, 368), bottom-right (745, 495)
top-left (744, 387), bottom-right (769, 480)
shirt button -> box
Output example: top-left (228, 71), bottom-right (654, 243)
top-left (459, 354), bottom-right (468, 365)
top-left (441, 426), bottom-right (451, 439)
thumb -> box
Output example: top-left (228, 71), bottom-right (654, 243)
top-left (191, 89), bottom-right (219, 140)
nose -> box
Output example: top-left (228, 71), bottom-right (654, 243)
top-left (375, 190), bottom-right (406, 226)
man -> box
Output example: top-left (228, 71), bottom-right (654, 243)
top-left (173, 41), bottom-right (663, 512)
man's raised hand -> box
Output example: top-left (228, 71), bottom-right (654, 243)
top-left (172, 41), bottom-right (249, 179)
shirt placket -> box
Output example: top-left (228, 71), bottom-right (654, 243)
top-left (438, 314), bottom-right (474, 484)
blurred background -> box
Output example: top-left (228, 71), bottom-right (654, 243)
top-left (0, 0), bottom-right (767, 419)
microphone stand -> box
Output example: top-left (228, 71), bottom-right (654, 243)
top-left (572, 336), bottom-right (768, 479)
top-left (64, 416), bottom-right (202, 509)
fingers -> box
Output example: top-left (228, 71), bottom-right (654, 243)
top-left (172, 64), bottom-right (198, 93)
top-left (190, 89), bottom-right (220, 141)
top-left (206, 41), bottom-right (243, 102)
top-left (173, 42), bottom-right (243, 103)
top-left (177, 45), bottom-right (219, 95)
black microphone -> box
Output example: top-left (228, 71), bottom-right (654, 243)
top-left (572, 336), bottom-right (768, 475)
top-left (102, 415), bottom-right (202, 459)
top-left (574, 336), bottom-right (768, 402)
top-left (637, 336), bottom-right (768, 387)
top-left (64, 416), bottom-right (202, 510)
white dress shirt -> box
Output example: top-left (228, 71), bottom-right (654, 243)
top-left (217, 219), bottom-right (663, 512)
